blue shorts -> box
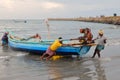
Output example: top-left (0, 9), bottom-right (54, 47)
top-left (96, 45), bottom-right (104, 51)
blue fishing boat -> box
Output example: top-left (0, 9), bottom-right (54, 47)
top-left (8, 34), bottom-right (93, 56)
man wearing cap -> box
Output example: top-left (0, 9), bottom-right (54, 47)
top-left (40, 37), bottom-right (70, 61)
top-left (91, 30), bottom-right (107, 58)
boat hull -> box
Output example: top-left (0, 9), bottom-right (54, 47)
top-left (8, 39), bottom-right (91, 56)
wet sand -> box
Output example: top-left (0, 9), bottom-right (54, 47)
top-left (46, 45), bottom-right (120, 80)
top-left (34, 45), bottom-right (120, 80)
top-left (0, 44), bottom-right (120, 80)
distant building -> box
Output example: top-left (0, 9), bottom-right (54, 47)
top-left (113, 13), bottom-right (117, 16)
top-left (100, 15), bottom-right (105, 18)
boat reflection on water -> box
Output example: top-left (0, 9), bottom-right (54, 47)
top-left (91, 59), bottom-right (107, 80)
top-left (46, 57), bottom-right (107, 80)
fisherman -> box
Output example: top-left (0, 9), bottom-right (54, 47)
top-left (91, 30), bottom-right (107, 58)
top-left (40, 37), bottom-right (71, 61)
top-left (1, 32), bottom-right (9, 46)
top-left (21, 33), bottom-right (41, 41)
top-left (29, 33), bottom-right (41, 39)
top-left (70, 28), bottom-right (93, 44)
top-left (70, 28), bottom-right (93, 59)
top-left (84, 28), bottom-right (93, 44)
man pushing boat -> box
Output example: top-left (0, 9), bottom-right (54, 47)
top-left (40, 37), bottom-right (72, 61)
top-left (70, 28), bottom-right (93, 45)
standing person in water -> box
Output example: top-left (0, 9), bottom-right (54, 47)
top-left (70, 28), bottom-right (93, 44)
top-left (1, 32), bottom-right (9, 46)
top-left (84, 28), bottom-right (93, 44)
top-left (70, 28), bottom-right (93, 59)
top-left (91, 30), bottom-right (107, 58)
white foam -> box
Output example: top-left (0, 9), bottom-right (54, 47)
top-left (99, 57), bottom-right (111, 62)
top-left (0, 53), bottom-right (27, 60)
top-left (15, 53), bottom-right (27, 57)
top-left (0, 56), bottom-right (10, 59)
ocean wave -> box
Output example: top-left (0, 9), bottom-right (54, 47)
top-left (15, 53), bottom-right (27, 57)
top-left (0, 56), bottom-right (10, 59)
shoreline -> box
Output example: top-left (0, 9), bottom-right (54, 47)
top-left (48, 16), bottom-right (120, 25)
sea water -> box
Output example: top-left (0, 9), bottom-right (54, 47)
top-left (0, 19), bottom-right (120, 80)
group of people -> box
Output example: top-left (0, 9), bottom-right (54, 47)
top-left (40, 28), bottom-right (107, 60)
top-left (1, 28), bottom-right (107, 61)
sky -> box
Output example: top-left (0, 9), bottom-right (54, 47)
top-left (0, 0), bottom-right (120, 19)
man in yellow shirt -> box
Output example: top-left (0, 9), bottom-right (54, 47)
top-left (40, 37), bottom-right (69, 61)
top-left (50, 38), bottom-right (62, 51)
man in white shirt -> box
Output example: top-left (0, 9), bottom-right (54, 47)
top-left (91, 30), bottom-right (107, 58)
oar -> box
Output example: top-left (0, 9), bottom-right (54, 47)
top-left (62, 39), bottom-right (71, 41)
top-left (71, 43), bottom-right (96, 46)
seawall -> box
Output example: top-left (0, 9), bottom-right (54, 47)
top-left (48, 16), bottom-right (120, 25)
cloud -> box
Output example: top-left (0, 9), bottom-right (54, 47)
top-left (0, 0), bottom-right (119, 19)
top-left (0, 0), bottom-right (64, 11)
top-left (41, 2), bottom-right (64, 10)
top-left (67, 3), bottom-right (114, 12)
top-left (0, 0), bottom-right (15, 9)
top-left (78, 5), bottom-right (101, 11)
top-left (0, 0), bottom-right (65, 18)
